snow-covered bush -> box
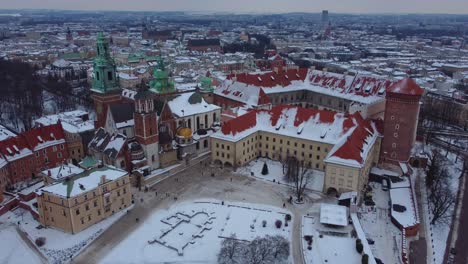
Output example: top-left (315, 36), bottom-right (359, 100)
top-left (275, 220), bottom-right (282, 229)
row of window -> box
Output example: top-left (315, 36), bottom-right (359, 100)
top-left (215, 152), bottom-right (230, 159)
top-left (34, 144), bottom-right (65, 157)
top-left (330, 168), bottom-right (354, 178)
top-left (329, 177), bottom-right (353, 188)
top-left (195, 139), bottom-right (209, 150)
top-left (218, 137), bottom-right (329, 154)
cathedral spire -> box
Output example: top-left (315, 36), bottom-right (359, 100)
top-left (91, 32), bottom-right (120, 93)
top-left (149, 57), bottom-right (175, 94)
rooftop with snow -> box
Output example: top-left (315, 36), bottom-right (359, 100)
top-left (39, 165), bottom-right (128, 198)
top-left (213, 105), bottom-right (381, 167)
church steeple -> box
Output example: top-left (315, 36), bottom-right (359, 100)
top-left (134, 83), bottom-right (160, 170)
top-left (90, 32), bottom-right (122, 128)
top-left (91, 32), bottom-right (120, 93)
top-left (66, 27), bottom-right (73, 42)
top-left (149, 57), bottom-right (175, 94)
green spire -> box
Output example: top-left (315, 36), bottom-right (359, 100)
top-left (91, 32), bottom-right (120, 93)
top-left (200, 76), bottom-right (214, 92)
top-left (149, 57), bottom-right (175, 94)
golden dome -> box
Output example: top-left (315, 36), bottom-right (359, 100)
top-left (176, 127), bottom-right (193, 139)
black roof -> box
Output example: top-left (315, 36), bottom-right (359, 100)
top-left (109, 103), bottom-right (134, 123)
top-left (153, 98), bottom-right (165, 115)
top-left (188, 38), bottom-right (220, 47)
top-left (88, 128), bottom-right (109, 151)
top-left (159, 130), bottom-right (173, 145)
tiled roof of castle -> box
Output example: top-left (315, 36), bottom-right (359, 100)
top-left (220, 69), bottom-right (397, 105)
top-left (22, 123), bottom-right (66, 151)
top-left (213, 105), bottom-right (380, 167)
top-left (0, 135), bottom-right (33, 162)
top-left (325, 114), bottom-right (380, 167)
top-left (0, 124), bottom-right (66, 162)
top-left (228, 68), bottom-right (308, 88)
top-left (215, 81), bottom-right (271, 107)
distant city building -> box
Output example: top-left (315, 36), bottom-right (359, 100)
top-left (187, 39), bottom-right (222, 53)
top-left (321, 10), bottom-right (329, 25)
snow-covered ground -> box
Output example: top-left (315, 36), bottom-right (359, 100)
top-left (0, 225), bottom-right (43, 264)
top-left (0, 206), bottom-right (132, 264)
top-left (301, 213), bottom-right (361, 264)
top-left (100, 200), bottom-right (293, 263)
top-left (237, 158), bottom-right (325, 192)
top-left (359, 182), bottom-right (402, 264)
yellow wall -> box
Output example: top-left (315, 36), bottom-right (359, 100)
top-left (37, 175), bottom-right (132, 233)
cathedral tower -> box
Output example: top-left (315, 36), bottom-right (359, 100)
top-left (91, 32), bottom-right (121, 128)
top-left (134, 86), bottom-right (160, 170)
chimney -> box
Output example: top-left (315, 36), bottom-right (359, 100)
top-left (47, 170), bottom-right (51, 177)
top-left (100, 175), bottom-right (106, 184)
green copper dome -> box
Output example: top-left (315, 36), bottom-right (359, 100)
top-left (149, 57), bottom-right (175, 94)
top-left (200, 76), bottom-right (213, 92)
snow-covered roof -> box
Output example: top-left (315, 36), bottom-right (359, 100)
top-left (222, 69), bottom-right (395, 105)
top-left (214, 80), bottom-right (270, 107)
top-left (370, 167), bottom-right (400, 177)
top-left (35, 110), bottom-right (94, 134)
top-left (0, 125), bottom-right (17, 141)
top-left (42, 163), bottom-right (84, 181)
top-left (390, 187), bottom-right (418, 228)
top-left (213, 105), bottom-right (380, 167)
top-left (167, 92), bottom-right (220, 118)
top-left (320, 203), bottom-right (348, 226)
top-left (40, 166), bottom-right (128, 198)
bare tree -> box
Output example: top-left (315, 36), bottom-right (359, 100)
top-left (244, 236), bottom-right (273, 264)
top-left (218, 235), bottom-right (245, 264)
top-left (428, 168), bottom-right (456, 225)
top-left (426, 150), bottom-right (442, 189)
top-left (270, 235), bottom-right (290, 261)
top-left (219, 235), bottom-right (290, 264)
top-left (426, 151), bottom-right (456, 225)
top-left (284, 156), bottom-right (310, 202)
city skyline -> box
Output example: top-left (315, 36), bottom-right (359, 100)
top-left (1, 0), bottom-right (468, 14)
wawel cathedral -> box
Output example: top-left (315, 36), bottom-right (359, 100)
top-left (88, 33), bottom-right (221, 183)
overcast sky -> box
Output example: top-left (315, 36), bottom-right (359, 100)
top-left (1, 0), bottom-right (468, 14)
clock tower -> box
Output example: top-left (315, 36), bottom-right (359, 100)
top-left (91, 32), bottom-right (122, 128)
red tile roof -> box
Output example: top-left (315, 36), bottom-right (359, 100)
top-left (23, 123), bottom-right (66, 151)
top-left (221, 110), bottom-right (257, 136)
top-left (228, 68), bottom-right (308, 88)
top-left (386, 78), bottom-right (424, 96)
top-left (0, 135), bottom-right (32, 160)
top-left (327, 115), bottom-right (378, 165)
